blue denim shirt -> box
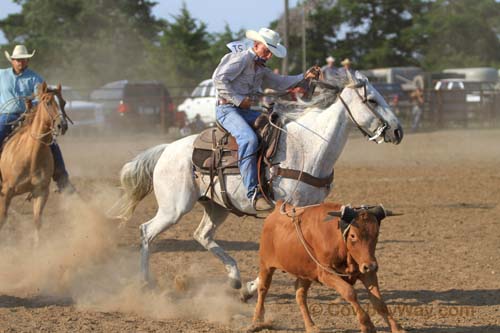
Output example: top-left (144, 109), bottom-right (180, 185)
top-left (0, 67), bottom-right (43, 114)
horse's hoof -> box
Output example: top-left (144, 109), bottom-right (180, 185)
top-left (239, 288), bottom-right (254, 303)
top-left (229, 277), bottom-right (242, 289)
top-left (246, 321), bottom-right (273, 332)
top-left (361, 325), bottom-right (377, 333)
top-left (174, 274), bottom-right (189, 292)
top-left (306, 325), bottom-right (321, 333)
top-left (140, 278), bottom-right (156, 291)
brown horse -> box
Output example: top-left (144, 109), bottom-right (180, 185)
top-left (250, 200), bottom-right (406, 333)
top-left (0, 82), bottom-right (68, 245)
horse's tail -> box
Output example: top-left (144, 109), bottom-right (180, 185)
top-left (109, 143), bottom-right (168, 221)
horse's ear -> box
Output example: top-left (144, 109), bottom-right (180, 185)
top-left (57, 83), bottom-right (62, 93)
top-left (41, 81), bottom-right (47, 93)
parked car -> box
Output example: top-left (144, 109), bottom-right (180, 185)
top-left (89, 80), bottom-right (177, 130)
top-left (51, 85), bottom-right (105, 134)
top-left (177, 79), bottom-right (216, 126)
top-left (434, 79), bottom-right (496, 103)
top-left (433, 79), bottom-right (498, 123)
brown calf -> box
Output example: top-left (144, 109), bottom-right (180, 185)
top-left (249, 200), bottom-right (406, 333)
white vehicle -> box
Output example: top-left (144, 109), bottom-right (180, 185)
top-left (177, 79), bottom-right (216, 126)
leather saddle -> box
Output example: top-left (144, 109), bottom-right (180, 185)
top-left (192, 112), bottom-right (282, 215)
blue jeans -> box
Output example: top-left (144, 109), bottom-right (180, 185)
top-left (216, 105), bottom-right (260, 199)
top-left (0, 113), bottom-right (69, 184)
top-left (0, 113), bottom-right (21, 142)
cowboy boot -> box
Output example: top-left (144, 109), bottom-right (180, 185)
top-left (253, 196), bottom-right (274, 211)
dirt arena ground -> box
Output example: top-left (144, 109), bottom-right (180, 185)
top-left (0, 128), bottom-right (499, 333)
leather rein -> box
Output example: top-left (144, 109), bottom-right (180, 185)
top-left (313, 79), bottom-right (389, 144)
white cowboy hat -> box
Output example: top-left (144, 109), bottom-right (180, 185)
top-left (4, 45), bottom-right (36, 62)
top-left (326, 56), bottom-right (335, 63)
top-left (245, 28), bottom-right (287, 58)
top-left (341, 58), bottom-right (352, 66)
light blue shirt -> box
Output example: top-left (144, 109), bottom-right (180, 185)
top-left (0, 67), bottom-right (43, 114)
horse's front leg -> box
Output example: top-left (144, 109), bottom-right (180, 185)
top-left (32, 188), bottom-right (49, 247)
top-left (0, 187), bottom-right (13, 232)
top-left (194, 200), bottom-right (241, 289)
top-left (359, 272), bottom-right (406, 333)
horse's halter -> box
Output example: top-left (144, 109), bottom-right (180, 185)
top-left (338, 81), bottom-right (389, 144)
top-left (30, 93), bottom-right (69, 144)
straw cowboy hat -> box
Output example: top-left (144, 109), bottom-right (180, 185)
top-left (4, 45), bottom-right (36, 62)
top-left (326, 56), bottom-right (335, 63)
top-left (245, 28), bottom-right (287, 58)
top-left (341, 58), bottom-right (352, 66)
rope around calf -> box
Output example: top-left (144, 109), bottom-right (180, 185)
top-left (279, 203), bottom-right (351, 277)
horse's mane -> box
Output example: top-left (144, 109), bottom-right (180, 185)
top-left (7, 91), bottom-right (55, 137)
top-left (273, 74), bottom-right (351, 121)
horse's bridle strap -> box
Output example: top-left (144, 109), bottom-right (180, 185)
top-left (276, 167), bottom-right (334, 188)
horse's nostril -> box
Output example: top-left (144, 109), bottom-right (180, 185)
top-left (394, 128), bottom-right (403, 143)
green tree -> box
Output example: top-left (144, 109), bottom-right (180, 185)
top-left (153, 3), bottom-right (213, 97)
top-left (208, 25), bottom-right (246, 64)
top-left (417, 0), bottom-right (500, 70)
top-left (0, 0), bottom-right (163, 88)
top-left (325, 0), bottom-right (429, 69)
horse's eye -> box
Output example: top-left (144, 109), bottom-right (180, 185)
top-left (367, 99), bottom-right (377, 106)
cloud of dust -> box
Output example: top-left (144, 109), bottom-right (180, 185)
top-left (0, 184), bottom-right (250, 326)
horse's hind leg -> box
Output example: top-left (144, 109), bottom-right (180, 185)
top-left (32, 190), bottom-right (49, 247)
top-left (139, 186), bottom-right (198, 283)
top-left (194, 200), bottom-right (242, 289)
top-left (241, 277), bottom-right (259, 302)
top-left (139, 140), bottom-right (200, 285)
top-left (140, 202), bottom-right (196, 283)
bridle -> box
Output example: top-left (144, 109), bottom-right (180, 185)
top-left (313, 79), bottom-right (389, 144)
top-left (30, 92), bottom-right (70, 144)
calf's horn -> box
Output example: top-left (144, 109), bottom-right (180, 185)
top-left (384, 209), bottom-right (403, 217)
top-left (368, 205), bottom-right (387, 221)
top-left (368, 205), bottom-right (403, 221)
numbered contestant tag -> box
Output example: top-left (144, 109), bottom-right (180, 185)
top-left (226, 40), bottom-right (248, 53)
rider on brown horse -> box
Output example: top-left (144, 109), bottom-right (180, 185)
top-left (0, 45), bottom-right (74, 193)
